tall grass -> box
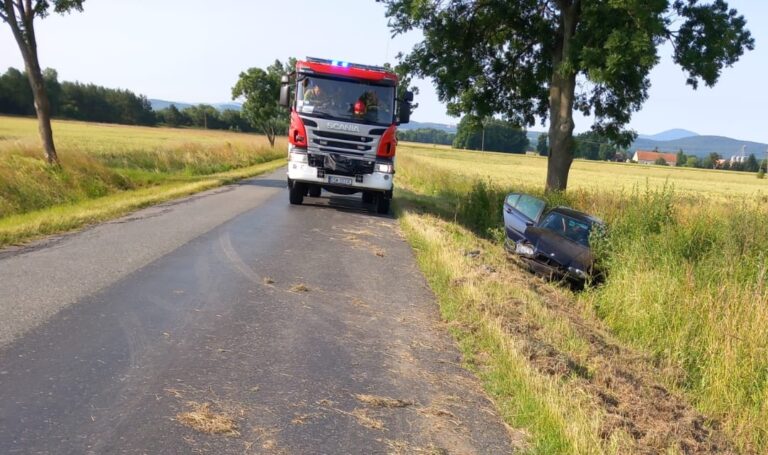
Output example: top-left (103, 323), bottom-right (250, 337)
top-left (397, 150), bottom-right (768, 452)
top-left (0, 116), bottom-right (286, 244)
top-left (0, 116), bottom-right (284, 219)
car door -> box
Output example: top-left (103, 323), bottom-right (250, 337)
top-left (503, 194), bottom-right (546, 241)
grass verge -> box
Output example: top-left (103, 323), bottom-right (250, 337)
top-left (395, 148), bottom-right (753, 453)
top-left (0, 158), bottom-right (285, 248)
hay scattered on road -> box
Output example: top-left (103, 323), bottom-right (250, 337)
top-left (355, 394), bottom-right (414, 408)
top-left (351, 408), bottom-right (384, 429)
top-left (263, 276), bottom-right (275, 285)
top-left (289, 283), bottom-right (309, 293)
top-left (176, 401), bottom-right (239, 436)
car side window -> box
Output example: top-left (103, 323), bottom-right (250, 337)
top-left (505, 194), bottom-right (520, 206)
top-left (515, 195), bottom-right (546, 221)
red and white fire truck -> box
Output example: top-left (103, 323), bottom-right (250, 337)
top-left (279, 57), bottom-right (413, 214)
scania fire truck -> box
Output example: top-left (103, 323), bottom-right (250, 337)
top-left (279, 57), bottom-right (413, 214)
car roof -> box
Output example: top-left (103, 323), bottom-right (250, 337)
top-left (547, 206), bottom-right (604, 225)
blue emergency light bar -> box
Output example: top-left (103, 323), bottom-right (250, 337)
top-left (306, 57), bottom-right (390, 73)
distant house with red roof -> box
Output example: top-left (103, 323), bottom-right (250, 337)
top-left (632, 150), bottom-right (678, 166)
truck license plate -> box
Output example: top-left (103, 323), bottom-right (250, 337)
top-left (328, 176), bottom-right (353, 186)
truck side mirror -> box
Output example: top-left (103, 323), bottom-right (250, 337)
top-left (398, 101), bottom-right (411, 124)
top-left (279, 75), bottom-right (290, 107)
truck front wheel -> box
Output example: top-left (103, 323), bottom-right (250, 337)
top-left (376, 195), bottom-right (390, 215)
top-left (289, 181), bottom-right (306, 205)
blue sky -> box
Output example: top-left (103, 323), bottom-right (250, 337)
top-left (1, 0), bottom-right (765, 142)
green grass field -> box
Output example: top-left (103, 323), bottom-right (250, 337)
top-left (0, 116), bottom-right (286, 246)
top-left (397, 143), bottom-right (768, 453)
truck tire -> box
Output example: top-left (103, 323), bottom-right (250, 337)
top-left (376, 195), bottom-right (390, 215)
top-left (289, 182), bottom-right (305, 205)
top-left (309, 185), bottom-right (321, 198)
top-left (361, 191), bottom-right (374, 204)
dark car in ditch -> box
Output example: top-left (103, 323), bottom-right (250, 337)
top-left (502, 193), bottom-right (604, 285)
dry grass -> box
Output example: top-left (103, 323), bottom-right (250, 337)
top-left (397, 143), bottom-right (768, 452)
top-left (399, 141), bottom-right (768, 200)
top-left (0, 115), bottom-right (285, 246)
top-left (350, 408), bottom-right (385, 430)
top-left (355, 394), bottom-right (414, 408)
top-left (176, 401), bottom-right (240, 437)
top-left (289, 283), bottom-right (309, 293)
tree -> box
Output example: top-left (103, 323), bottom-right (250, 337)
top-left (654, 156), bottom-right (667, 166)
top-left (685, 156), bottom-right (700, 168)
top-left (1, 0), bottom-right (85, 164)
top-left (536, 134), bottom-right (548, 156)
top-left (745, 153), bottom-right (759, 173)
top-left (675, 149), bottom-right (686, 167)
top-left (232, 59), bottom-right (294, 147)
top-left (380, 0), bottom-right (753, 192)
top-left (453, 115), bottom-right (529, 153)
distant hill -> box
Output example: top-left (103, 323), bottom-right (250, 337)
top-left (149, 99), bottom-right (241, 112)
top-left (399, 121), bottom-right (457, 133)
top-left (631, 135), bottom-right (768, 158)
top-left (637, 129), bottom-right (698, 142)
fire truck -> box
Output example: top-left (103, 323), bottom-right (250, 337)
top-left (279, 57), bottom-right (413, 214)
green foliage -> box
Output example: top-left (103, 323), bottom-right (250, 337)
top-left (453, 115), bottom-right (529, 153)
top-left (397, 128), bottom-right (453, 145)
top-left (675, 149), bottom-right (686, 167)
top-left (0, 67), bottom-right (156, 125)
top-left (685, 156), bottom-right (700, 168)
top-left (745, 153), bottom-right (760, 172)
top-left (654, 156), bottom-right (667, 166)
top-left (757, 169), bottom-right (765, 179)
top-left (573, 131), bottom-right (622, 161)
top-left (231, 59), bottom-right (294, 146)
top-left (380, 0), bottom-right (754, 190)
top-left (536, 133), bottom-right (548, 156)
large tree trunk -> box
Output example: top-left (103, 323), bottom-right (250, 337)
top-left (3, 1), bottom-right (59, 165)
top-left (546, 0), bottom-right (580, 192)
top-left (26, 60), bottom-right (58, 165)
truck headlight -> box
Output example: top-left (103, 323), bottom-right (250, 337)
top-left (515, 242), bottom-right (535, 257)
top-left (376, 163), bottom-right (394, 173)
top-left (289, 151), bottom-right (308, 164)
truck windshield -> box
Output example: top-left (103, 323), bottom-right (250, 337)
top-left (296, 75), bottom-right (395, 126)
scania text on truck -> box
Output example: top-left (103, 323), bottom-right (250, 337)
top-left (279, 57), bottom-right (413, 214)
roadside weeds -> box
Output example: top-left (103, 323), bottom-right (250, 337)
top-left (397, 207), bottom-right (737, 454)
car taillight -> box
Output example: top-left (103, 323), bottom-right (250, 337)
top-left (289, 110), bottom-right (307, 147)
top-left (376, 125), bottom-right (397, 158)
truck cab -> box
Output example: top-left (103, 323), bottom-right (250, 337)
top-left (279, 57), bottom-right (413, 214)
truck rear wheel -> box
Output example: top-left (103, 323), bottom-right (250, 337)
top-left (361, 191), bottom-right (374, 204)
top-left (376, 195), bottom-right (390, 215)
top-left (289, 181), bottom-right (306, 205)
top-left (308, 185), bottom-right (321, 198)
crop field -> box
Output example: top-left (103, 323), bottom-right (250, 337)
top-left (396, 143), bottom-right (768, 453)
top-left (401, 142), bottom-right (768, 200)
top-left (0, 115), bottom-right (286, 246)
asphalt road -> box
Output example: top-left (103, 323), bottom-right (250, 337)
top-left (0, 169), bottom-right (515, 454)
